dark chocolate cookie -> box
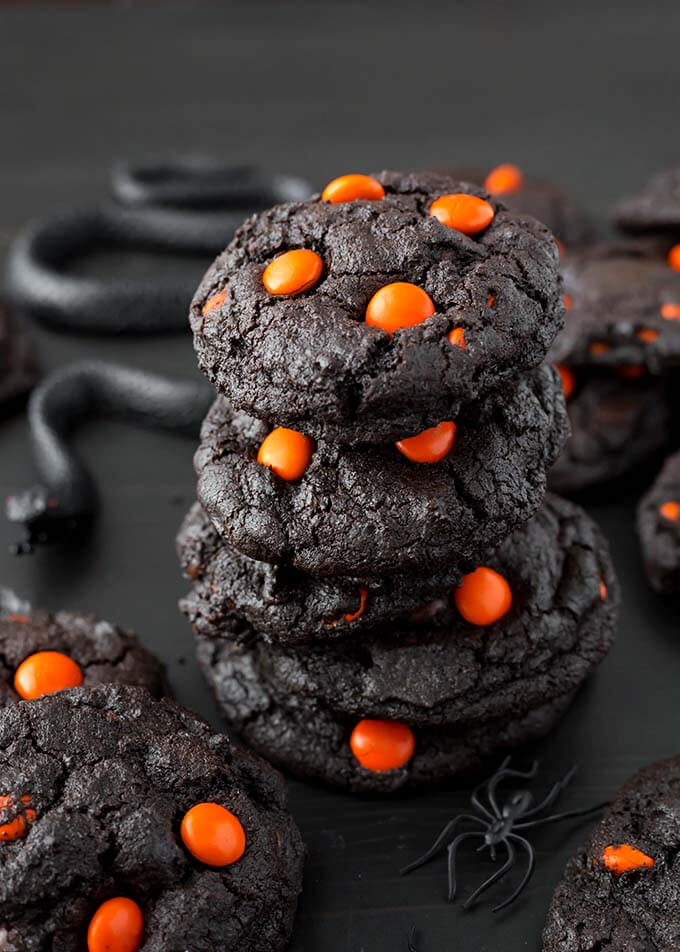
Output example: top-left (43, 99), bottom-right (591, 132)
top-left (195, 365), bottom-right (568, 578)
top-left (552, 243), bottom-right (680, 371)
top-left (0, 607), bottom-right (167, 705)
top-left (549, 370), bottom-right (673, 494)
top-left (0, 684), bottom-right (304, 952)
top-left (0, 302), bottom-right (37, 413)
top-left (615, 167), bottom-right (680, 238)
top-left (196, 495), bottom-right (617, 792)
top-left (542, 755), bottom-right (680, 952)
top-left (445, 163), bottom-right (595, 247)
top-left (177, 502), bottom-right (464, 644)
top-left (190, 170), bottom-right (564, 443)
top-left (637, 450), bottom-right (680, 594)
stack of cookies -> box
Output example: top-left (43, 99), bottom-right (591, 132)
top-left (178, 170), bottom-right (618, 792)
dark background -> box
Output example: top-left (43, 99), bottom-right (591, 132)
top-left (2, 3), bottom-right (680, 949)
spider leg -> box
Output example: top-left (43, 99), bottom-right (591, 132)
top-left (448, 831), bottom-right (482, 902)
top-left (471, 783), bottom-right (498, 820)
top-left (492, 834), bottom-right (535, 913)
top-left (488, 759), bottom-right (539, 816)
top-left (400, 815), bottom-right (485, 875)
top-left (515, 801), bottom-right (609, 831)
top-left (517, 764), bottom-right (579, 819)
top-left (463, 838), bottom-right (516, 910)
top-left (407, 926), bottom-right (417, 952)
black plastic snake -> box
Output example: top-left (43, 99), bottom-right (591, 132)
top-left (5, 360), bottom-right (214, 554)
top-left (5, 158), bottom-right (313, 334)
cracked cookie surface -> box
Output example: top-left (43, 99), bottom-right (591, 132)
top-left (549, 371), bottom-right (673, 494)
top-left (637, 449), bottom-right (680, 594)
top-left (195, 365), bottom-right (568, 578)
top-left (552, 243), bottom-right (680, 371)
top-left (190, 170), bottom-right (564, 443)
top-left (0, 684), bottom-right (304, 952)
top-left (195, 495), bottom-right (617, 792)
top-left (0, 609), bottom-right (167, 705)
top-left (542, 755), bottom-right (680, 952)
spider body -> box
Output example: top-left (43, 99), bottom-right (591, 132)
top-left (401, 757), bottom-right (606, 912)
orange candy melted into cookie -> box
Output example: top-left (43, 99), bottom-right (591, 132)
top-left (454, 567), bottom-right (513, 626)
top-left (350, 719), bottom-right (415, 772)
top-left (181, 802), bottom-right (246, 867)
top-left (87, 897), bottom-right (144, 952)
top-left (395, 422), bottom-right (456, 463)
top-left (365, 282), bottom-right (435, 335)
top-left (556, 364), bottom-right (575, 400)
top-left (600, 843), bottom-right (654, 874)
top-left (14, 651), bottom-right (83, 701)
top-left (257, 427), bottom-right (314, 482)
top-left (262, 249), bottom-right (323, 296)
top-left (0, 794), bottom-right (36, 842)
top-left (668, 244), bottom-right (680, 272)
top-left (322, 174), bottom-right (385, 203)
top-left (429, 193), bottom-right (495, 235)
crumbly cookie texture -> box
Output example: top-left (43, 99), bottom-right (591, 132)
top-left (195, 365), bottom-right (568, 578)
top-left (191, 170), bottom-right (564, 443)
top-left (0, 685), bottom-right (304, 952)
top-left (543, 755), bottom-right (680, 952)
top-left (638, 449), bottom-right (680, 594)
top-left (196, 495), bottom-right (617, 792)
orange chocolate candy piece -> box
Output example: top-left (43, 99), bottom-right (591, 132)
top-left (396, 421), bottom-right (456, 463)
top-left (660, 501), bottom-right (680, 522)
top-left (262, 249), bottom-right (323, 296)
top-left (600, 843), bottom-right (654, 874)
top-left (257, 427), bottom-right (314, 482)
top-left (322, 174), bottom-right (385, 203)
top-left (181, 802), bottom-right (246, 867)
top-left (14, 651), bottom-right (83, 701)
top-left (350, 719), bottom-right (415, 772)
top-left (365, 282), bottom-right (435, 335)
top-left (454, 567), bottom-right (512, 627)
top-left (429, 193), bottom-right (495, 235)
top-left (87, 897), bottom-right (144, 952)
top-left (484, 163), bottom-right (523, 196)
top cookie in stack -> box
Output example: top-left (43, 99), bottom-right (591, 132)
top-left (179, 171), bottom-right (615, 792)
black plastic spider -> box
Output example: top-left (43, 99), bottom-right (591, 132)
top-left (401, 757), bottom-right (607, 913)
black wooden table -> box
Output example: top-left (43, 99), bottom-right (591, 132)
top-left (2, 3), bottom-right (680, 949)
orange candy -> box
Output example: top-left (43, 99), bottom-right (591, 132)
top-left (556, 364), bottom-right (575, 400)
top-left (87, 897), bottom-right (143, 952)
top-left (322, 174), bottom-right (385, 203)
top-left (599, 580), bottom-right (608, 602)
top-left (202, 290), bottom-right (227, 317)
top-left (14, 651), bottom-right (83, 701)
top-left (345, 587), bottom-right (368, 623)
top-left (365, 282), bottom-right (435, 335)
top-left (429, 193), bottom-right (495, 235)
top-left (262, 249), bottom-right (323, 296)
top-left (484, 163), bottom-right (524, 196)
top-left (454, 567), bottom-right (513, 627)
top-left (590, 341), bottom-right (610, 356)
top-left (257, 427), bottom-right (314, 482)
top-left (395, 421), bottom-right (457, 463)
top-left (0, 794), bottom-right (36, 842)
top-left (181, 802), bottom-right (246, 867)
top-left (600, 844), bottom-right (654, 875)
top-left (350, 719), bottom-right (415, 772)
top-left (668, 244), bottom-right (680, 272)
top-left (563, 294), bottom-right (572, 312)
top-left (486, 293), bottom-right (496, 308)
top-left (660, 501), bottom-right (680, 522)
top-left (661, 302), bottom-right (680, 321)
top-left (448, 327), bottom-right (466, 349)
top-left (637, 328), bottom-right (659, 342)
top-left (4, 613), bottom-right (30, 624)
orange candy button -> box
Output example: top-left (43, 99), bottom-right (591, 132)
top-left (181, 802), bottom-right (246, 867)
top-left (350, 719), bottom-right (415, 772)
top-left (345, 587), bottom-right (368, 623)
top-left (395, 421), bottom-right (457, 463)
top-left (601, 844), bottom-right (654, 875)
top-left (637, 328), bottom-right (659, 342)
top-left (365, 282), bottom-right (435, 335)
top-left (599, 580), bottom-right (607, 602)
top-left (322, 174), bottom-right (385, 204)
top-left (202, 290), bottom-right (227, 317)
top-left (429, 193), bottom-right (495, 235)
top-left (262, 249), bottom-right (323, 296)
top-left (87, 897), bottom-right (143, 952)
top-left (590, 341), bottom-right (609, 356)
top-left (14, 651), bottom-right (83, 701)
top-left (660, 501), bottom-right (680, 522)
top-left (448, 327), bottom-right (466, 349)
top-left (668, 244), bottom-right (680, 272)
top-left (257, 427), bottom-right (314, 482)
top-left (0, 794), bottom-right (36, 842)
top-left (661, 303), bottom-right (680, 321)
top-left (556, 364), bottom-right (575, 400)
top-left (454, 567), bottom-right (512, 627)
top-left (563, 294), bottom-right (572, 312)
top-left (484, 163), bottom-right (524, 196)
